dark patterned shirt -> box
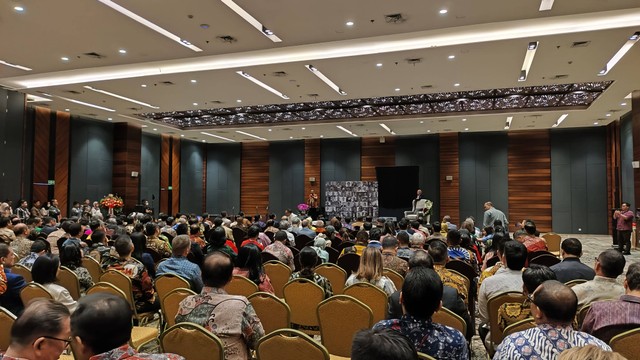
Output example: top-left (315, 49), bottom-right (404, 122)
top-left (373, 315), bottom-right (468, 360)
top-left (290, 271), bottom-right (333, 298)
top-left (89, 344), bottom-right (184, 360)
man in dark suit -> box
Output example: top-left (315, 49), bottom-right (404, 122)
top-left (550, 238), bottom-right (596, 283)
top-left (0, 243), bottom-right (27, 315)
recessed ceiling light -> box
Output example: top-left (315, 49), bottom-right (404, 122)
top-left (219, 0), bottom-right (281, 42)
top-left (320, 135), bottom-right (324, 138)
top-left (427, 130), bottom-right (431, 133)
top-left (200, 24), bottom-right (210, 29)
top-left (61, 57), bottom-right (69, 61)
top-left (606, 113), bottom-right (611, 117)
top-left (346, 21), bottom-right (354, 26)
top-left (0, 59), bottom-right (32, 71)
top-left (376, 63), bottom-right (383, 67)
top-left (380, 123), bottom-right (396, 135)
top-left (598, 32), bottom-right (640, 76)
top-left (236, 130), bottom-right (267, 141)
top-left (539, 0), bottom-right (554, 11)
top-left (190, 79), bottom-right (197, 83)
top-left (462, 118), bottom-right (467, 122)
top-left (202, 140), bottom-right (206, 143)
top-left (141, 84), bottom-right (147, 87)
top-left (236, 99), bottom-right (242, 103)
top-left (180, 134), bottom-right (185, 137)
top-left (201, 131), bottom-right (235, 142)
top-left (621, 102), bottom-right (627, 106)
top-left (448, 55), bottom-right (455, 59)
top-left (237, 71), bottom-right (289, 99)
top-left (14, 6), bottom-right (24, 12)
top-left (395, 88), bottom-right (400, 92)
top-left (153, 128), bottom-right (158, 131)
top-left (551, 113), bottom-right (568, 127)
top-left (97, 0), bottom-right (203, 51)
top-left (193, 103), bottom-right (198, 106)
top-left (505, 116), bottom-right (513, 130)
top-left (301, 127), bottom-right (306, 130)
top-left (55, 95), bottom-right (116, 112)
top-left (337, 125), bottom-right (358, 137)
top-left (594, 122), bottom-right (599, 125)
top-left (420, 121), bottom-right (424, 124)
top-left (268, 129), bottom-right (272, 132)
top-left (64, 108), bottom-right (70, 111)
top-left (518, 41), bottom-right (539, 82)
top-left (289, 136), bottom-right (293, 139)
top-left (107, 117), bottom-right (113, 121)
top-left (305, 64), bottom-right (347, 95)
top-left (439, 9), bottom-right (448, 14)
top-left (464, 128), bottom-right (469, 131)
top-left (454, 83), bottom-right (460, 87)
top-left (84, 85), bottom-right (159, 109)
top-left (119, 49), bottom-right (127, 54)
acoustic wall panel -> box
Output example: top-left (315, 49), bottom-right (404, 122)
top-left (269, 141), bottom-right (304, 216)
top-left (141, 133), bottom-right (161, 211)
top-left (206, 143), bottom-right (241, 215)
top-left (320, 139), bottom-right (360, 206)
top-left (180, 140), bottom-right (205, 214)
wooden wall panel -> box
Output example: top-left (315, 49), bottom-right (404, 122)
top-left (171, 138), bottom-right (181, 214)
top-left (53, 111), bottom-right (70, 217)
top-left (633, 91), bottom-right (640, 225)
top-left (361, 137), bottom-right (395, 181)
top-left (507, 131), bottom-right (552, 233)
top-left (241, 142), bottom-right (269, 215)
top-left (439, 133), bottom-right (460, 225)
top-left (606, 122), bottom-right (620, 236)
top-left (112, 123), bottom-right (141, 214)
top-left (304, 139), bottom-right (321, 203)
top-left (32, 107), bottom-right (51, 204)
top-left (202, 147), bottom-right (207, 214)
top-left (160, 135), bottom-right (170, 214)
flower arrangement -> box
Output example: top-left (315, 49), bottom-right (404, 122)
top-left (99, 194), bottom-right (124, 209)
top-left (297, 203), bottom-right (310, 212)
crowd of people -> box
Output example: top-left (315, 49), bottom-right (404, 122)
top-left (0, 197), bottom-right (637, 359)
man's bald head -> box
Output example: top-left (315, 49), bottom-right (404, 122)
top-left (202, 252), bottom-right (234, 288)
top-left (13, 223), bottom-right (28, 236)
top-left (533, 280), bottom-right (577, 325)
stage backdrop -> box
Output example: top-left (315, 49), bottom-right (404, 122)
top-left (376, 166), bottom-right (420, 219)
top-left (324, 181), bottom-right (378, 219)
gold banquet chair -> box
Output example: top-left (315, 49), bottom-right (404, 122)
top-left (343, 282), bottom-right (388, 324)
top-left (162, 288), bottom-right (197, 328)
top-left (160, 323), bottom-right (225, 360)
top-left (56, 266), bottom-right (81, 300)
top-left (224, 275), bottom-right (259, 297)
top-left (315, 263), bottom-right (347, 295)
top-left (256, 328), bottom-right (330, 360)
top-left (100, 270), bottom-right (157, 326)
top-left (82, 256), bottom-right (103, 283)
top-left (248, 292), bottom-right (291, 335)
top-left (263, 260), bottom-right (292, 298)
top-left (11, 263), bottom-right (32, 283)
top-left (155, 274), bottom-right (190, 301)
top-left (432, 306), bottom-right (467, 336)
top-left (0, 306), bottom-right (17, 351)
top-left (383, 268), bottom-right (404, 291)
top-left (283, 278), bottom-right (325, 336)
top-left (317, 295), bottom-right (373, 357)
top-left (610, 327), bottom-right (640, 360)
top-left (20, 282), bottom-right (53, 306)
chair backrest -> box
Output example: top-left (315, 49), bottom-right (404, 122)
top-left (418, 352), bottom-right (437, 360)
top-left (529, 254), bottom-right (560, 267)
top-left (610, 327), bottom-right (640, 360)
top-left (265, 231), bottom-right (275, 241)
top-left (56, 266), bottom-right (81, 300)
top-left (0, 306), bottom-right (17, 351)
top-left (343, 282), bottom-right (388, 324)
top-left (575, 303), bottom-right (593, 330)
top-left (502, 317), bottom-right (536, 338)
top-left (145, 248), bottom-right (162, 264)
top-left (248, 292), bottom-right (291, 335)
top-left (415, 199), bottom-right (427, 211)
top-left (224, 275), bottom-right (259, 297)
top-left (317, 295), bottom-right (373, 357)
top-left (261, 251), bottom-right (280, 264)
top-left (82, 256), bottom-right (103, 283)
top-left (256, 328), bottom-right (330, 360)
top-left (283, 278), bottom-right (325, 331)
top-left (315, 263), bottom-right (347, 295)
top-left (86, 282), bottom-right (128, 299)
top-left (336, 253), bottom-right (360, 275)
top-left (527, 250), bottom-right (555, 261)
top-left (431, 307), bottom-right (466, 336)
top-left (232, 228), bottom-right (248, 249)
top-left (486, 256), bottom-right (500, 268)
top-left (294, 253), bottom-right (321, 272)
top-left (541, 233), bottom-right (561, 253)
top-left (20, 282), bottom-right (53, 306)
top-left (325, 247), bottom-right (340, 264)
top-left (336, 241), bottom-right (356, 253)
top-left (11, 263), bottom-right (32, 283)
top-left (565, 279), bottom-right (587, 288)
top-left (295, 235), bottom-right (314, 251)
top-left (156, 274), bottom-right (190, 301)
top-left (487, 291), bottom-right (526, 348)
top-left (383, 268), bottom-right (404, 291)
top-left (99, 270), bottom-right (136, 309)
top-left (445, 260), bottom-right (478, 284)
top-left (263, 261), bottom-right (292, 299)
top-left (162, 288), bottom-right (197, 328)
top-left (160, 323), bottom-right (225, 360)
top-left (592, 324), bottom-right (640, 344)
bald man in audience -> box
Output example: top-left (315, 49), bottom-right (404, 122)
top-left (494, 280), bottom-right (610, 360)
top-left (2, 299), bottom-right (71, 360)
top-left (10, 224), bottom-right (32, 259)
top-left (572, 249), bottom-right (625, 308)
top-left (550, 238), bottom-right (595, 283)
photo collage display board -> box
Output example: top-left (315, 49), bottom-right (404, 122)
top-left (324, 181), bottom-right (379, 219)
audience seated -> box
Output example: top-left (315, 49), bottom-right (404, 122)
top-left (233, 244), bottom-right (274, 294)
top-left (341, 231), bottom-right (368, 256)
top-left (381, 236), bottom-right (409, 276)
top-left (144, 222), bottom-right (171, 258)
top-left (351, 328), bottom-right (419, 360)
top-left (409, 232), bottom-right (425, 250)
top-left (367, 228), bottom-right (383, 249)
top-left (572, 249), bottom-right (625, 308)
top-left (10, 224), bottom-right (32, 260)
top-left (289, 247), bottom-right (332, 298)
top-left (2, 299), bottom-right (71, 360)
top-left (557, 345), bottom-right (627, 360)
top-left (240, 226), bottom-right (265, 251)
top-left (494, 280), bottom-right (611, 359)
top-left (32, 254), bottom-right (78, 313)
top-left (0, 243), bottom-right (27, 315)
top-left (345, 247), bottom-right (396, 296)
top-left (205, 226), bottom-right (237, 261)
top-left (478, 241), bottom-right (527, 343)
top-left (428, 240), bottom-right (468, 302)
top-left (176, 252), bottom-right (264, 360)
top-left (156, 235), bottom-right (203, 293)
top-left (17, 239), bottom-right (48, 270)
top-left (517, 221), bottom-right (548, 252)
top-left (497, 264), bottom-right (557, 332)
top-left (71, 293), bottom-right (183, 360)
top-left (263, 231), bottom-right (295, 269)
top-left (446, 229), bottom-right (471, 262)
top-left (310, 235), bottom-right (329, 263)
top-left (0, 216), bottom-right (17, 245)
top-left (60, 243), bottom-right (94, 292)
top-left (582, 262), bottom-right (640, 343)
top-left (550, 238), bottom-right (596, 283)
top-left (373, 266), bottom-right (468, 359)
top-left (396, 231), bottom-right (412, 260)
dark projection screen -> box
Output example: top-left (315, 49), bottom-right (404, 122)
top-left (376, 166), bottom-right (419, 208)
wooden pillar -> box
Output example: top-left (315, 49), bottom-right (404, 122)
top-left (160, 135), bottom-right (181, 215)
top-left (439, 133), bottom-right (460, 225)
top-left (360, 137), bottom-right (395, 181)
top-left (304, 139), bottom-right (321, 204)
top-left (241, 142), bottom-right (269, 216)
top-left (112, 123), bottom-right (141, 214)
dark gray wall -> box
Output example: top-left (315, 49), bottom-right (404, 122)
top-left (140, 133), bottom-right (161, 210)
top-left (0, 90), bottom-right (28, 203)
top-left (206, 143), bottom-right (241, 214)
top-left (320, 138), bottom-right (361, 206)
top-left (620, 113), bottom-right (635, 210)
top-left (269, 141), bottom-right (305, 216)
top-left (551, 128), bottom-right (608, 234)
top-left (69, 117), bottom-right (114, 206)
top-left (395, 135), bottom-right (440, 222)
top-left (180, 141), bottom-right (205, 214)
top-left (459, 132), bottom-right (509, 224)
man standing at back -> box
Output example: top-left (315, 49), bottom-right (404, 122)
top-left (613, 202), bottom-right (634, 255)
top-left (483, 201), bottom-right (508, 229)
top-left (175, 252), bottom-right (264, 360)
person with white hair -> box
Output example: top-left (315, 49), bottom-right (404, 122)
top-left (410, 232), bottom-right (426, 250)
top-left (312, 235), bottom-right (330, 263)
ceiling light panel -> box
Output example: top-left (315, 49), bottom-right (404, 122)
top-left (0, 60), bottom-right (32, 71)
top-left (84, 85), bottom-right (159, 109)
top-left (337, 125), bottom-right (358, 137)
top-left (504, 116), bottom-right (513, 130)
top-left (539, 0), bottom-right (554, 11)
top-left (201, 131), bottom-right (235, 142)
top-left (219, 0), bottom-right (281, 42)
top-left (236, 71), bottom-right (289, 99)
top-left (379, 123), bottom-right (396, 135)
top-left (97, 0), bottom-right (202, 52)
top-left (236, 130), bottom-right (267, 141)
top-left (518, 41), bottom-right (539, 81)
top-left (305, 65), bottom-right (346, 95)
top-left (598, 32), bottom-right (640, 76)
top-left (54, 94), bottom-right (116, 112)
top-left (552, 113), bottom-right (568, 127)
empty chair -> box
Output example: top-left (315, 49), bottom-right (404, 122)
top-left (20, 282), bottom-right (53, 306)
top-left (283, 278), bottom-right (325, 336)
top-left (161, 288), bottom-right (197, 328)
top-left (317, 295), bottom-right (373, 357)
top-left (256, 328), bottom-right (330, 360)
top-left (155, 274), bottom-right (190, 302)
top-left (610, 327), bottom-right (640, 360)
top-left (315, 263), bottom-right (347, 295)
top-left (10, 263), bottom-right (32, 283)
top-left (541, 233), bottom-right (562, 256)
top-left (343, 282), bottom-right (388, 324)
top-left (81, 256), bottom-right (103, 283)
top-left (56, 266), bottom-right (81, 300)
top-left (0, 306), bottom-right (16, 351)
top-left (225, 275), bottom-right (259, 297)
top-left (502, 318), bottom-right (536, 338)
top-left (263, 260), bottom-right (292, 298)
top-left (261, 251), bottom-right (279, 263)
top-left (248, 292), bottom-right (291, 335)
top-left (160, 323), bottom-right (225, 360)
